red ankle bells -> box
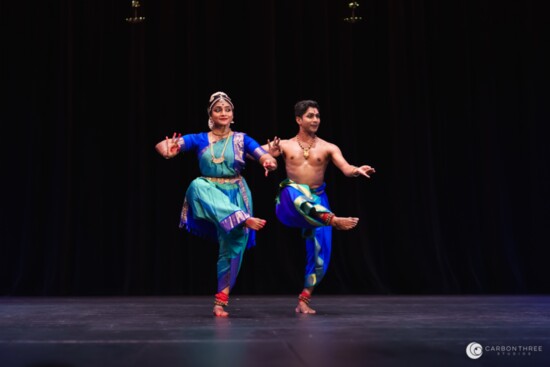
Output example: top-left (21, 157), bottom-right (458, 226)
top-left (214, 292), bottom-right (229, 307)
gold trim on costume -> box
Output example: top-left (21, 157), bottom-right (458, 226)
top-left (202, 176), bottom-right (241, 184)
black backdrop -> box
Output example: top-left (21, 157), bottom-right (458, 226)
top-left (2, 0), bottom-right (549, 296)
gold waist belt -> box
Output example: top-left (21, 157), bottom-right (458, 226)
top-left (203, 175), bottom-right (241, 184)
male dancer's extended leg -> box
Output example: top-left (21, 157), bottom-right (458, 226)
top-left (275, 183), bottom-right (358, 313)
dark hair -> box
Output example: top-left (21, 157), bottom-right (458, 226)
top-left (294, 100), bottom-right (320, 118)
top-left (207, 91), bottom-right (234, 115)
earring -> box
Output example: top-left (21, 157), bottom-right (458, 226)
top-left (208, 118), bottom-right (214, 130)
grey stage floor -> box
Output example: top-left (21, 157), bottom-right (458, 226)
top-left (0, 295), bottom-right (549, 367)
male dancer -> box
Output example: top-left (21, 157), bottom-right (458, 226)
top-left (265, 100), bottom-right (375, 313)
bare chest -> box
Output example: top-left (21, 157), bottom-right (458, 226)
top-left (284, 144), bottom-right (327, 166)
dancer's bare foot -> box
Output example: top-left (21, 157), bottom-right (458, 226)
top-left (331, 216), bottom-right (359, 230)
top-left (213, 305), bottom-right (229, 317)
top-left (295, 301), bottom-right (316, 314)
top-left (245, 217), bottom-right (267, 230)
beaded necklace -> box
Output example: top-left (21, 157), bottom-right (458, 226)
top-left (210, 133), bottom-right (231, 164)
top-left (296, 135), bottom-right (316, 159)
top-left (211, 129), bottom-right (231, 137)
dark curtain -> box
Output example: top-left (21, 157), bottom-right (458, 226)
top-left (2, 0), bottom-right (549, 296)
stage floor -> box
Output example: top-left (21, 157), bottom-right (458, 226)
top-left (0, 295), bottom-right (549, 367)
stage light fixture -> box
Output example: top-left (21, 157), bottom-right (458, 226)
top-left (344, 1), bottom-right (362, 24)
top-left (126, 0), bottom-right (146, 23)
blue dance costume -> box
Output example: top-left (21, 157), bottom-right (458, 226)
top-left (275, 178), bottom-right (334, 288)
top-left (177, 132), bottom-right (268, 292)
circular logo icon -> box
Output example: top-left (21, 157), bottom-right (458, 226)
top-left (466, 342), bottom-right (483, 359)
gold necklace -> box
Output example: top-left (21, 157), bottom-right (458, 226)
top-left (296, 135), bottom-right (316, 159)
top-left (211, 129), bottom-right (231, 137)
top-left (210, 134), bottom-right (231, 164)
